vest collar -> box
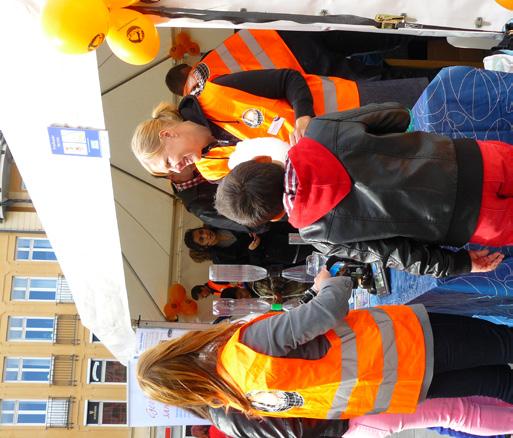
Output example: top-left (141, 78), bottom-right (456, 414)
top-left (201, 140), bottom-right (234, 157)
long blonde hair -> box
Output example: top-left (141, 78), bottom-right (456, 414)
top-left (136, 322), bottom-right (255, 417)
top-left (131, 102), bottom-right (183, 175)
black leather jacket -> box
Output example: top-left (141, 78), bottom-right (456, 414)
top-left (300, 103), bottom-right (483, 278)
top-left (209, 407), bottom-right (348, 438)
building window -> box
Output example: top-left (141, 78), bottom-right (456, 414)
top-left (11, 277), bottom-right (58, 301)
top-left (7, 317), bottom-right (55, 342)
top-left (88, 360), bottom-right (126, 384)
top-left (86, 401), bottom-right (126, 426)
top-left (0, 400), bottom-right (47, 425)
top-left (90, 333), bottom-right (101, 343)
top-left (3, 357), bottom-right (51, 382)
top-left (15, 238), bottom-right (57, 261)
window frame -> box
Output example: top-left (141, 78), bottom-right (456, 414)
top-left (0, 399), bottom-right (47, 426)
top-left (10, 277), bottom-right (59, 302)
top-left (15, 237), bottom-right (57, 262)
top-left (7, 316), bottom-right (55, 342)
top-left (87, 359), bottom-right (127, 385)
top-left (84, 400), bottom-right (127, 427)
top-left (3, 357), bottom-right (52, 383)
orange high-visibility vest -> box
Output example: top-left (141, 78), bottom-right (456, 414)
top-left (206, 280), bottom-right (241, 295)
top-left (194, 145), bottom-right (235, 181)
top-left (189, 28), bottom-right (359, 180)
top-left (218, 306), bottom-right (428, 419)
top-left (193, 29), bottom-right (304, 84)
top-left (197, 78), bottom-right (359, 144)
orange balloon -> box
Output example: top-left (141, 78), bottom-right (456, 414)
top-left (163, 302), bottom-right (179, 321)
top-left (496, 0), bottom-right (513, 9)
top-left (169, 44), bottom-right (186, 60)
top-left (106, 8), bottom-right (160, 65)
top-left (187, 42), bottom-right (200, 56)
top-left (167, 283), bottom-right (186, 304)
top-left (175, 31), bottom-right (191, 46)
top-left (104, 0), bottom-right (138, 7)
top-left (178, 298), bottom-right (198, 316)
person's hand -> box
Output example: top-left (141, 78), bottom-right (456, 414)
top-left (248, 233), bottom-right (261, 250)
top-left (289, 115), bottom-right (312, 146)
top-left (272, 291), bottom-right (283, 304)
top-left (469, 249), bottom-right (504, 272)
top-left (313, 267), bottom-right (331, 292)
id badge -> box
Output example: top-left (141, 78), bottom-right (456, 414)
top-left (267, 116), bottom-right (285, 135)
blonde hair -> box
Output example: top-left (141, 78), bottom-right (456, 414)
top-left (131, 102), bottom-right (183, 176)
top-left (136, 322), bottom-right (256, 418)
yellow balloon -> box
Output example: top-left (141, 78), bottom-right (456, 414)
top-left (41, 0), bottom-right (110, 54)
top-left (106, 8), bottom-right (160, 65)
top-left (104, 0), bottom-right (138, 8)
top-left (496, 0), bottom-right (513, 9)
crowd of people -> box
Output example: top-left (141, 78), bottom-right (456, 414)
top-left (130, 29), bottom-right (513, 437)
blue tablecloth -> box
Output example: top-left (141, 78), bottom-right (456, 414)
top-left (412, 66), bottom-right (513, 144)
top-left (369, 245), bottom-right (513, 325)
top-left (367, 67), bottom-right (513, 323)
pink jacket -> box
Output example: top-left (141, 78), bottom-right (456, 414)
top-left (345, 396), bottom-right (513, 438)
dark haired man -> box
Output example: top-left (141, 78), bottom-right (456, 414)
top-left (215, 103), bottom-right (510, 278)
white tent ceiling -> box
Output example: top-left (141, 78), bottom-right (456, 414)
top-left (0, 0), bottom-right (137, 363)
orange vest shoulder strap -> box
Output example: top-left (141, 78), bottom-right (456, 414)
top-left (195, 145), bottom-right (235, 181)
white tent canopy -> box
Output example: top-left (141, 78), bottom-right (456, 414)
top-left (0, 0), bottom-right (136, 363)
top-left (0, 0), bottom-right (511, 363)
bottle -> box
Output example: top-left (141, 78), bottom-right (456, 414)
top-left (212, 298), bottom-right (272, 316)
top-left (305, 252), bottom-right (330, 276)
top-left (281, 265), bottom-right (315, 283)
top-left (209, 264), bottom-right (269, 282)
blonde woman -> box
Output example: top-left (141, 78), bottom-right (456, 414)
top-left (137, 269), bottom-right (513, 421)
top-left (131, 102), bottom-right (216, 177)
top-left (131, 101), bottom-right (292, 182)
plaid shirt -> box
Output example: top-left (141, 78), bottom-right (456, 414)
top-left (283, 158), bottom-right (298, 217)
top-left (189, 63), bottom-right (209, 96)
top-left (172, 173), bottom-right (207, 192)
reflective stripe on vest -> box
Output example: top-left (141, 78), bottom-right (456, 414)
top-left (197, 76), bottom-right (359, 143)
top-left (218, 306), bottom-right (427, 419)
top-left (195, 146), bottom-right (235, 181)
top-left (305, 75), bottom-right (360, 114)
top-left (198, 30), bottom-right (304, 81)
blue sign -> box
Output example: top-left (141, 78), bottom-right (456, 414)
top-left (47, 126), bottom-right (109, 158)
